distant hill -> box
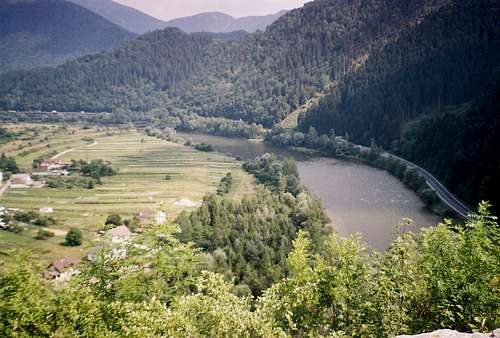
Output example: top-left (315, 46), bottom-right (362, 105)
top-left (163, 11), bottom-right (287, 33)
top-left (67, 0), bottom-right (164, 34)
top-left (67, 0), bottom-right (286, 34)
top-left (0, 0), bottom-right (134, 73)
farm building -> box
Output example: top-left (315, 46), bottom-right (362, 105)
top-left (139, 210), bottom-right (152, 225)
top-left (44, 258), bottom-right (79, 280)
top-left (41, 159), bottom-right (69, 170)
top-left (10, 174), bottom-right (34, 187)
top-left (110, 225), bottom-right (132, 243)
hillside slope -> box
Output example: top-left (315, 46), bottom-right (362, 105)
top-left (67, 0), bottom-right (165, 34)
top-left (298, 0), bottom-right (500, 210)
top-left (0, 0), bottom-right (443, 123)
top-left (0, 0), bottom-right (134, 73)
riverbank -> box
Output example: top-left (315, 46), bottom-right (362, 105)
top-left (176, 132), bottom-right (440, 250)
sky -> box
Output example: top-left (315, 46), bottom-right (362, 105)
top-left (114, 0), bottom-right (313, 21)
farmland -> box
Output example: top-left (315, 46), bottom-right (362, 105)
top-left (0, 124), bottom-right (253, 263)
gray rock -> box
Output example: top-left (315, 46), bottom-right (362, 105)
top-left (396, 329), bottom-right (500, 338)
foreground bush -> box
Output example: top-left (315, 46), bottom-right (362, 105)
top-left (0, 202), bottom-right (498, 337)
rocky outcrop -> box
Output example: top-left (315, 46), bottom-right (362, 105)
top-left (397, 329), bottom-right (500, 338)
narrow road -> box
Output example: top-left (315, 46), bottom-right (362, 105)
top-left (51, 148), bottom-right (74, 159)
top-left (0, 179), bottom-right (11, 197)
top-left (50, 140), bottom-right (97, 160)
top-left (388, 154), bottom-right (473, 220)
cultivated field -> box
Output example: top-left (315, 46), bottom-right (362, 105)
top-left (0, 124), bottom-right (253, 263)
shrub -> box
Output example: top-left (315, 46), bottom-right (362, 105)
top-left (65, 228), bottom-right (83, 246)
top-left (35, 229), bottom-right (55, 240)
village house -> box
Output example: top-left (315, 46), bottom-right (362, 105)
top-left (41, 159), bottom-right (69, 170)
top-left (32, 159), bottom-right (70, 177)
top-left (137, 209), bottom-right (152, 232)
top-left (110, 225), bottom-right (132, 243)
top-left (44, 258), bottom-right (79, 280)
top-left (10, 174), bottom-right (34, 187)
top-left (154, 211), bottom-right (167, 225)
top-left (139, 209), bottom-right (152, 225)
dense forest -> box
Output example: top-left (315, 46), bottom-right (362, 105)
top-left (299, 0), bottom-right (500, 212)
top-left (0, 0), bottom-right (448, 125)
top-left (0, 0), bottom-right (134, 73)
top-left (176, 155), bottom-right (329, 295)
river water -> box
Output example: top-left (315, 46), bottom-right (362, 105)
top-left (179, 132), bottom-right (440, 250)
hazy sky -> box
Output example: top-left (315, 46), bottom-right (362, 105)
top-left (114, 0), bottom-right (313, 21)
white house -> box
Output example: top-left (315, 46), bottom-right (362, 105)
top-left (154, 211), bottom-right (167, 225)
top-left (0, 171), bottom-right (3, 182)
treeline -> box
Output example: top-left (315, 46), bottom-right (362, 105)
top-left (0, 110), bottom-right (267, 140)
top-left (0, 153), bottom-right (18, 175)
top-left (267, 127), bottom-right (448, 215)
top-left (1, 201), bottom-right (498, 336)
top-left (0, 128), bottom-right (15, 144)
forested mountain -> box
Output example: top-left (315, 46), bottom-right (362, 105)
top-left (298, 0), bottom-right (500, 211)
top-left (67, 0), bottom-right (165, 34)
top-left (0, 0), bottom-right (446, 123)
top-left (0, 0), bottom-right (134, 73)
top-left (0, 0), bottom-right (498, 209)
top-left (163, 11), bottom-right (287, 33)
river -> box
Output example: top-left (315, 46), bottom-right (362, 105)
top-left (179, 132), bottom-right (440, 250)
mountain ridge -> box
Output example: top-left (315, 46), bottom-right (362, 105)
top-left (0, 0), bottom-right (134, 73)
top-left (68, 0), bottom-right (286, 34)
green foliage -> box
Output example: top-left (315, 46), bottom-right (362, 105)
top-left (35, 229), bottom-right (55, 240)
top-left (243, 154), bottom-right (302, 196)
top-left (259, 203), bottom-right (500, 336)
top-left (79, 159), bottom-right (116, 180)
top-left (193, 143), bottom-right (214, 152)
top-left (13, 210), bottom-right (56, 227)
top-left (216, 173), bottom-right (233, 195)
top-left (65, 228), bottom-right (82, 246)
top-left (0, 0), bottom-right (447, 127)
top-left (0, 153), bottom-right (18, 173)
top-left (0, 255), bottom-right (56, 336)
top-left (0, 128), bottom-right (14, 144)
top-left (0, 203), bottom-right (498, 336)
top-left (176, 186), bottom-right (329, 295)
top-left (105, 213), bottom-right (122, 227)
top-left (45, 176), bottom-right (97, 190)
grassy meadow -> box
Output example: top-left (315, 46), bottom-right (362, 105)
top-left (0, 124), bottom-right (253, 263)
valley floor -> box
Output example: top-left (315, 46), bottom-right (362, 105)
top-left (0, 124), bottom-right (253, 263)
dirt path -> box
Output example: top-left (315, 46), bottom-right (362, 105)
top-left (0, 179), bottom-right (11, 197)
top-left (51, 140), bottom-right (97, 160)
top-left (51, 148), bottom-right (75, 159)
